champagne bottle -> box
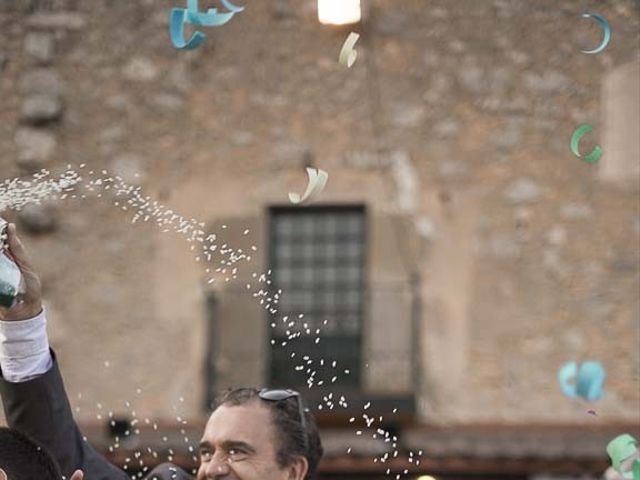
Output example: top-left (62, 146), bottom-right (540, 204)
top-left (0, 218), bottom-right (24, 308)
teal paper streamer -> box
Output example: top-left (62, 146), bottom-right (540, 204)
top-left (581, 13), bottom-right (612, 54)
top-left (558, 361), bottom-right (578, 398)
top-left (220, 0), bottom-right (244, 13)
top-left (576, 361), bottom-right (606, 401)
top-left (170, 8), bottom-right (206, 49)
top-left (186, 0), bottom-right (235, 26)
top-left (558, 361), bottom-right (606, 401)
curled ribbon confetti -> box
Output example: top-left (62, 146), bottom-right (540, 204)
top-left (288, 168), bottom-right (329, 205)
top-left (607, 434), bottom-right (640, 480)
top-left (170, 1), bottom-right (241, 49)
top-left (570, 124), bottom-right (603, 163)
top-left (581, 13), bottom-right (612, 54)
top-left (220, 0), bottom-right (245, 13)
top-left (339, 32), bottom-right (360, 68)
top-left (186, 0), bottom-right (235, 26)
top-left (170, 8), bottom-right (206, 50)
top-left (558, 360), bottom-right (606, 401)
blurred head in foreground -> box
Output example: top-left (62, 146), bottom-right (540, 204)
top-left (0, 427), bottom-right (62, 480)
top-left (197, 387), bottom-right (324, 480)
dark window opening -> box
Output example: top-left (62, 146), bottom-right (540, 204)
top-left (268, 206), bottom-right (367, 390)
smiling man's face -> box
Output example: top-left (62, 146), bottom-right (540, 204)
top-left (196, 400), bottom-right (308, 480)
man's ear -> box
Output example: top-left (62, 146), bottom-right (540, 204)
top-left (70, 470), bottom-right (84, 480)
top-left (287, 456), bottom-right (309, 480)
top-left (0, 467), bottom-right (7, 480)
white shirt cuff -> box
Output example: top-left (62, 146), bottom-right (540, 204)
top-left (0, 306), bottom-right (54, 383)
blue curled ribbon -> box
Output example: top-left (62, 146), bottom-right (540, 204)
top-left (575, 360), bottom-right (606, 401)
top-left (558, 360), bottom-right (606, 401)
top-left (558, 361), bottom-right (578, 398)
top-left (170, 1), bottom-right (239, 50)
top-left (170, 8), bottom-right (206, 49)
top-left (581, 13), bottom-right (612, 55)
top-left (220, 0), bottom-right (244, 13)
top-left (186, 0), bottom-right (235, 26)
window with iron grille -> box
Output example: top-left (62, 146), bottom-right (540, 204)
top-left (268, 206), bottom-right (366, 389)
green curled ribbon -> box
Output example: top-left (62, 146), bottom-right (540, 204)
top-left (570, 123), bottom-right (603, 163)
top-left (607, 434), bottom-right (640, 479)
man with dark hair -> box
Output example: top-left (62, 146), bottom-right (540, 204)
top-left (0, 427), bottom-right (83, 480)
top-left (197, 388), bottom-right (324, 479)
top-left (0, 222), bottom-right (324, 480)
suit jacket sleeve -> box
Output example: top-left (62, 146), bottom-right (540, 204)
top-left (0, 348), bottom-right (129, 480)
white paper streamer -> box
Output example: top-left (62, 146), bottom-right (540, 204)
top-left (339, 32), bottom-right (360, 68)
top-left (288, 168), bottom-right (329, 205)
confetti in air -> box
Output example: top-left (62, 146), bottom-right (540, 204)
top-left (558, 360), bottom-right (606, 401)
top-left (220, 0), bottom-right (244, 13)
top-left (170, 0), bottom-right (242, 49)
top-left (607, 434), bottom-right (640, 480)
top-left (288, 167), bottom-right (329, 205)
top-left (339, 32), bottom-right (360, 68)
top-left (0, 164), bottom-right (432, 478)
top-left (580, 12), bottom-right (612, 54)
top-left (184, 0), bottom-right (235, 26)
top-left (570, 123), bottom-right (603, 163)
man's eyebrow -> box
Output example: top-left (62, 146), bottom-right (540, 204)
top-left (221, 440), bottom-right (257, 453)
top-left (197, 439), bottom-right (257, 453)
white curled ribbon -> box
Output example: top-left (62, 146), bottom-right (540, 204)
top-left (339, 32), bottom-right (360, 68)
top-left (288, 168), bottom-right (329, 205)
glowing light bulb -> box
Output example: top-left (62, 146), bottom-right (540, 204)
top-left (318, 0), bottom-right (361, 25)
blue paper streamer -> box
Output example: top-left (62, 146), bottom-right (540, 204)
top-left (576, 361), bottom-right (606, 401)
top-left (170, 8), bottom-right (206, 50)
top-left (558, 361), bottom-right (606, 401)
top-left (220, 0), bottom-right (245, 12)
top-left (186, 0), bottom-right (235, 26)
top-left (558, 361), bottom-right (578, 398)
top-left (581, 13), bottom-right (611, 54)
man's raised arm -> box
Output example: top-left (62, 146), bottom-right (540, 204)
top-left (0, 222), bottom-right (128, 480)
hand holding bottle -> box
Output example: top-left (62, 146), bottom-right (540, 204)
top-left (0, 222), bottom-right (43, 322)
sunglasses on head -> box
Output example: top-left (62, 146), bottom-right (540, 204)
top-left (258, 389), bottom-right (309, 453)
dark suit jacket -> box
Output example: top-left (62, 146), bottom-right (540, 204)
top-left (0, 349), bottom-right (193, 480)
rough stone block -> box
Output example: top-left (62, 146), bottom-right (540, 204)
top-left (20, 94), bottom-right (63, 124)
top-left (24, 32), bottom-right (55, 64)
top-left (14, 127), bottom-right (57, 171)
top-left (26, 13), bottom-right (86, 31)
top-left (503, 177), bottom-right (542, 205)
top-left (20, 68), bottom-right (64, 97)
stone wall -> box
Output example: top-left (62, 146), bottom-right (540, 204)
top-left (0, 0), bottom-right (638, 428)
